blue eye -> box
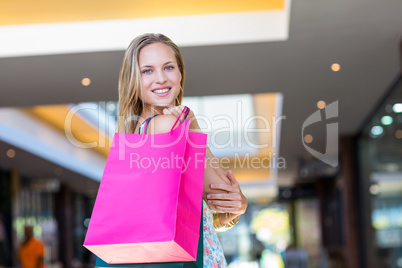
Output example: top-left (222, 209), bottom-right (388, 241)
top-left (142, 69), bottom-right (152, 74)
top-left (165, 66), bottom-right (174, 71)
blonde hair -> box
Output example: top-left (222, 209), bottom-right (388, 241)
top-left (116, 33), bottom-right (185, 133)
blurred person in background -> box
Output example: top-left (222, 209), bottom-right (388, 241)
top-left (18, 225), bottom-right (45, 268)
top-left (284, 243), bottom-right (308, 268)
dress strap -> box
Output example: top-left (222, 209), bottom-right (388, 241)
top-left (138, 114), bottom-right (159, 134)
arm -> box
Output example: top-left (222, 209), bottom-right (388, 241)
top-left (202, 146), bottom-right (232, 206)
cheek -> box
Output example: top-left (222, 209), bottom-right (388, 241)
top-left (141, 75), bottom-right (153, 88)
top-left (172, 71), bottom-right (182, 85)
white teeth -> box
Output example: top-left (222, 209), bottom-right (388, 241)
top-left (153, 88), bottom-right (170, 93)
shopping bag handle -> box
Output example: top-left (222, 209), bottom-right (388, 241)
top-left (170, 106), bottom-right (190, 132)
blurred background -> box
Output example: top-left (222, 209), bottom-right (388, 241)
top-left (0, 0), bottom-right (402, 267)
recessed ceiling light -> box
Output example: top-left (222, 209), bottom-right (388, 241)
top-left (82, 78), bottom-right (91, 86)
top-left (317, 101), bottom-right (326, 109)
top-left (395, 130), bottom-right (402, 139)
top-left (331, 63), bottom-right (341, 72)
top-left (6, 149), bottom-right (16, 158)
top-left (304, 134), bottom-right (313, 143)
top-left (381, 116), bottom-right (393, 126)
top-left (108, 103), bottom-right (116, 112)
top-left (369, 184), bottom-right (380, 195)
top-left (371, 126), bottom-right (383, 136)
top-left (393, 103), bottom-right (402, 113)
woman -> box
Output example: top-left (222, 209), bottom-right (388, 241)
top-left (116, 33), bottom-right (248, 267)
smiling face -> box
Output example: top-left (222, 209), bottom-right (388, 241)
top-left (138, 42), bottom-right (182, 111)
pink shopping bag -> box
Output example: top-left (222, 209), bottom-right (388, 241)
top-left (83, 112), bottom-right (207, 264)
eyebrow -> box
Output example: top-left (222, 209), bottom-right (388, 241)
top-left (140, 61), bottom-right (173, 68)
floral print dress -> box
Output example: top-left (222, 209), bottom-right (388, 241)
top-left (203, 200), bottom-right (227, 267)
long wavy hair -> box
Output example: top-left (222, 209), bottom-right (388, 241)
top-left (116, 33), bottom-right (185, 133)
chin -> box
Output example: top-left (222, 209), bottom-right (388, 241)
top-left (153, 101), bottom-right (175, 108)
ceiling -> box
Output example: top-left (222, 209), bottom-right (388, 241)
top-left (0, 0), bottom-right (402, 191)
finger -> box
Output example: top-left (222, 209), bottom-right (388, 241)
top-left (208, 197), bottom-right (242, 205)
top-left (174, 106), bottom-right (186, 121)
top-left (227, 170), bottom-right (239, 186)
top-left (174, 106), bottom-right (185, 116)
top-left (207, 199), bottom-right (242, 208)
top-left (167, 107), bottom-right (180, 117)
top-left (163, 108), bottom-right (172, 115)
top-left (212, 206), bottom-right (241, 213)
top-left (210, 183), bottom-right (234, 192)
top-left (211, 183), bottom-right (240, 194)
top-left (207, 193), bottom-right (241, 201)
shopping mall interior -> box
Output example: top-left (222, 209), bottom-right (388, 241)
top-left (0, 0), bottom-right (402, 267)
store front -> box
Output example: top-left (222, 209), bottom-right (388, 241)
top-left (358, 77), bottom-right (402, 268)
top-left (0, 167), bottom-right (97, 268)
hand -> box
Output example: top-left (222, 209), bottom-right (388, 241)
top-left (162, 105), bottom-right (200, 131)
top-left (206, 170), bottom-right (248, 217)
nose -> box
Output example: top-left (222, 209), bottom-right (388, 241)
top-left (155, 70), bottom-right (167, 84)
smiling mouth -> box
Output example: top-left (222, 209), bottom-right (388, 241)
top-left (152, 88), bottom-right (171, 94)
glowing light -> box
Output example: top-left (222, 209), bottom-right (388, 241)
top-left (250, 208), bottom-right (290, 244)
top-left (257, 228), bottom-right (273, 242)
top-left (304, 134), bottom-right (313, 143)
top-left (331, 63), bottom-right (341, 72)
top-left (6, 149), bottom-right (16, 158)
top-left (371, 126), bottom-right (383, 136)
top-left (81, 78), bottom-right (91, 86)
top-left (0, 11), bottom-right (290, 58)
top-left (395, 130), bottom-right (402, 139)
top-left (317, 101), bottom-right (326, 109)
top-left (393, 103), bottom-right (402, 113)
top-left (370, 184), bottom-right (380, 195)
top-left (381, 116), bottom-right (393, 125)
top-left (108, 103), bottom-right (116, 112)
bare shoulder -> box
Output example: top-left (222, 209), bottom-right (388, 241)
top-left (147, 114), bottom-right (180, 134)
